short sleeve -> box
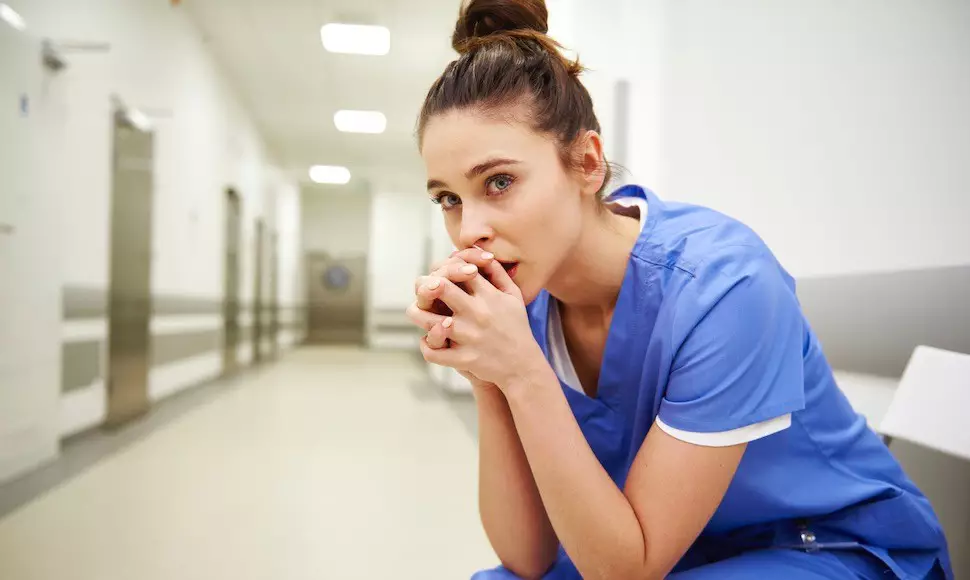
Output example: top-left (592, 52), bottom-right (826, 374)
top-left (657, 256), bottom-right (807, 436)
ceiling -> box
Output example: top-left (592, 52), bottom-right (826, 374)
top-left (184, 0), bottom-right (462, 190)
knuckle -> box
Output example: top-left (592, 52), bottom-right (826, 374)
top-left (471, 304), bottom-right (490, 325)
top-left (405, 303), bottom-right (420, 320)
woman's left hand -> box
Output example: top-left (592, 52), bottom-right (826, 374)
top-left (416, 260), bottom-right (546, 389)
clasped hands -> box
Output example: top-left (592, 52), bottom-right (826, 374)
top-left (406, 247), bottom-right (544, 391)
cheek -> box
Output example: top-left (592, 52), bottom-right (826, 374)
top-left (443, 212), bottom-right (462, 247)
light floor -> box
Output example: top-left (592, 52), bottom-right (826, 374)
top-left (0, 347), bottom-right (497, 580)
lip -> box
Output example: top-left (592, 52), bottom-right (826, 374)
top-left (499, 261), bottom-right (519, 279)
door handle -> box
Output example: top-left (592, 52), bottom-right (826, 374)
top-left (0, 223), bottom-right (15, 236)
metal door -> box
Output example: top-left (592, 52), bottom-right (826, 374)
top-left (305, 252), bottom-right (367, 344)
top-left (105, 103), bottom-right (154, 428)
top-left (222, 188), bottom-right (241, 375)
top-left (252, 219), bottom-right (264, 363)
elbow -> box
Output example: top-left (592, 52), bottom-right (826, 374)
top-left (499, 556), bottom-right (557, 580)
top-left (586, 565), bottom-right (664, 580)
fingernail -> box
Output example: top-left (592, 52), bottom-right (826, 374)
top-left (443, 317), bottom-right (454, 328)
top-left (461, 265), bottom-right (477, 274)
top-left (481, 251), bottom-right (494, 260)
top-left (427, 278), bottom-right (441, 290)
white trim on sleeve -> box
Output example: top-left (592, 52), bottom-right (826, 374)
top-left (656, 414), bottom-right (792, 447)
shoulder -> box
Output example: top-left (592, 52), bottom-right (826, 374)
top-left (637, 193), bottom-right (777, 279)
top-left (622, 188), bottom-right (798, 329)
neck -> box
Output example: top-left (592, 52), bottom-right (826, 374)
top-left (546, 205), bottom-right (641, 315)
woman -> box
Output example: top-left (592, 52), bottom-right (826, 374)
top-left (406, 1), bottom-right (953, 578)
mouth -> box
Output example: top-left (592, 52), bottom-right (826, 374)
top-left (499, 261), bottom-right (519, 278)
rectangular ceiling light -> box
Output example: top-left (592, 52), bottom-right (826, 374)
top-left (0, 4), bottom-right (26, 31)
top-left (334, 110), bottom-right (386, 134)
top-left (309, 165), bottom-right (351, 185)
top-left (320, 23), bottom-right (390, 56)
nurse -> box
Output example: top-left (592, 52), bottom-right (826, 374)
top-left (406, 0), bottom-right (953, 578)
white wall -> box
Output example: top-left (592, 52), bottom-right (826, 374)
top-left (0, 22), bottom-right (62, 483)
top-left (658, 0), bottom-right (970, 278)
top-left (301, 185), bottom-right (372, 256)
top-left (368, 191), bottom-right (430, 311)
top-left (551, 0), bottom-right (970, 278)
top-left (366, 190), bottom-right (430, 349)
top-left (0, 0), bottom-right (301, 482)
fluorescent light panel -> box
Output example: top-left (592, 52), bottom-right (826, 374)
top-left (0, 4), bottom-right (26, 31)
top-left (309, 165), bottom-right (351, 185)
top-left (320, 23), bottom-right (390, 56)
top-left (334, 110), bottom-right (386, 134)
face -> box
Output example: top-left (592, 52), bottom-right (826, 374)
top-left (421, 107), bottom-right (597, 304)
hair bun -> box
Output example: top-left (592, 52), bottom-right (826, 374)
top-left (452, 0), bottom-right (549, 53)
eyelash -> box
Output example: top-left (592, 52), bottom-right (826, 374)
top-left (485, 173), bottom-right (515, 194)
top-left (431, 192), bottom-right (461, 209)
top-left (431, 173), bottom-right (516, 210)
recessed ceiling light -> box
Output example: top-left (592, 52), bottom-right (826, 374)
top-left (320, 23), bottom-right (390, 56)
top-left (0, 4), bottom-right (26, 31)
top-left (309, 165), bottom-right (351, 185)
top-left (334, 110), bottom-right (386, 134)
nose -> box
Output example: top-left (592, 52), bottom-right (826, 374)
top-left (457, 203), bottom-right (493, 249)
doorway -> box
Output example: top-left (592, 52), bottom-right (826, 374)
top-left (305, 252), bottom-right (367, 345)
top-left (222, 188), bottom-right (241, 375)
top-left (105, 101), bottom-right (155, 428)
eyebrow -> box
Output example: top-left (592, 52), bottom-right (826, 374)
top-left (426, 157), bottom-right (521, 192)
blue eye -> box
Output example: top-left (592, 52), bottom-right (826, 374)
top-left (432, 192), bottom-right (461, 210)
top-left (486, 174), bottom-right (514, 195)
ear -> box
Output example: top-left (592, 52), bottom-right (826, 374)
top-left (576, 130), bottom-right (607, 198)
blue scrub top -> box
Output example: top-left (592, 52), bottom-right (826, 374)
top-left (526, 186), bottom-right (952, 578)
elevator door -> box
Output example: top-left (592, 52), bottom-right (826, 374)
top-left (105, 104), bottom-right (154, 428)
top-left (306, 252), bottom-right (367, 344)
top-left (222, 188), bottom-right (241, 375)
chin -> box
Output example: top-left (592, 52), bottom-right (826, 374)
top-left (515, 275), bottom-right (543, 306)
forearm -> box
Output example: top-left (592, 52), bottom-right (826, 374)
top-left (503, 367), bottom-right (651, 580)
top-left (474, 385), bottom-right (559, 578)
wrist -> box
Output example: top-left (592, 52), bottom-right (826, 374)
top-left (500, 351), bottom-right (559, 404)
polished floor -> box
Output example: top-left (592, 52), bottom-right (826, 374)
top-left (0, 347), bottom-right (496, 580)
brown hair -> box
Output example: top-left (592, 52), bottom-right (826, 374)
top-left (417, 0), bottom-right (611, 192)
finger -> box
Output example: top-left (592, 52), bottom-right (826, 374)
top-left (479, 259), bottom-right (520, 296)
top-left (432, 248), bottom-right (494, 273)
top-left (420, 336), bottom-right (465, 368)
top-left (433, 261), bottom-right (481, 287)
top-left (406, 302), bottom-right (448, 332)
top-left (425, 317), bottom-right (453, 349)
top-left (460, 271), bottom-right (496, 296)
top-left (455, 247), bottom-right (495, 267)
top-left (433, 277), bottom-right (476, 314)
top-left (414, 276), bottom-right (443, 311)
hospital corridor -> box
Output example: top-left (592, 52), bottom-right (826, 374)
top-left (2, 0), bottom-right (969, 579)
top-left (0, 348), bottom-right (495, 579)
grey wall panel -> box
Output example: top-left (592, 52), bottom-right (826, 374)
top-left (237, 326), bottom-right (252, 344)
top-left (797, 265), bottom-right (970, 377)
top-left (65, 288), bottom-right (248, 318)
top-left (150, 331), bottom-right (221, 367)
top-left (63, 287), bottom-right (107, 319)
top-left (153, 296), bottom-right (221, 315)
top-left (62, 342), bottom-right (101, 393)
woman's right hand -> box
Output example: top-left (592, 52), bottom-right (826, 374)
top-left (409, 247), bottom-right (495, 346)
top-left (407, 247), bottom-right (504, 391)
